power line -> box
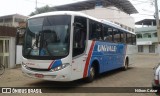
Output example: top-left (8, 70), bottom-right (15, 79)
top-left (133, 2), bottom-right (152, 5)
top-left (133, 0), bottom-right (153, 3)
top-left (24, 0), bottom-right (53, 6)
top-left (105, 7), bottom-right (154, 16)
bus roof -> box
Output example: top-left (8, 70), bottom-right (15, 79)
top-left (29, 11), bottom-right (135, 35)
top-left (29, 11), bottom-right (101, 22)
top-left (101, 19), bottom-right (135, 35)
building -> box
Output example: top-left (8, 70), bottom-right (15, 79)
top-left (81, 7), bottom-right (135, 32)
top-left (0, 14), bottom-right (27, 68)
top-left (0, 14), bottom-right (28, 27)
top-left (52, 0), bottom-right (138, 32)
top-left (135, 19), bottom-right (158, 54)
top-left (0, 26), bottom-right (16, 68)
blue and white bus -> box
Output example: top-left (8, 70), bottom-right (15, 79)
top-left (22, 11), bottom-right (137, 82)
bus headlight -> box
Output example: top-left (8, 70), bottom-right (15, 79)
top-left (22, 62), bottom-right (28, 68)
top-left (52, 63), bottom-right (70, 71)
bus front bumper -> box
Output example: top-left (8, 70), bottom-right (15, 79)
top-left (21, 65), bottom-right (72, 81)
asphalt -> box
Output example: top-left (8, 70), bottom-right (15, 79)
top-left (0, 54), bottom-right (159, 96)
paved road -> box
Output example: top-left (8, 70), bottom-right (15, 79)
top-left (0, 54), bottom-right (159, 96)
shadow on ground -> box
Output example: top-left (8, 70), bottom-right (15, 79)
top-left (25, 67), bottom-right (134, 93)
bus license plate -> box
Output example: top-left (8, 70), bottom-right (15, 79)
top-left (35, 74), bottom-right (44, 78)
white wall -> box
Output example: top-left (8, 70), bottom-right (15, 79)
top-left (138, 44), bottom-right (158, 54)
top-left (16, 45), bottom-right (22, 64)
top-left (80, 7), bottom-right (135, 31)
top-left (9, 37), bottom-right (16, 68)
top-left (143, 45), bottom-right (149, 54)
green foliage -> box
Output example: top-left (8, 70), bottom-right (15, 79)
top-left (30, 5), bottom-right (56, 16)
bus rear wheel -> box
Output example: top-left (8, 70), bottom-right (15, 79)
top-left (86, 66), bottom-right (95, 82)
top-left (123, 59), bottom-right (128, 71)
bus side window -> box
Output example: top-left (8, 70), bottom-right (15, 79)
top-left (113, 29), bottom-right (120, 43)
top-left (132, 34), bottom-right (136, 45)
top-left (103, 25), bottom-right (108, 41)
top-left (107, 27), bottom-right (113, 42)
top-left (73, 16), bottom-right (87, 57)
top-left (126, 33), bottom-right (132, 45)
top-left (120, 31), bottom-right (125, 43)
top-left (104, 26), bottom-right (113, 42)
top-left (89, 20), bottom-right (103, 41)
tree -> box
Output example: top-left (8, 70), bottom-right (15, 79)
top-left (30, 5), bottom-right (56, 16)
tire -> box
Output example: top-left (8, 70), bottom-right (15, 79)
top-left (0, 64), bottom-right (5, 75)
top-left (123, 59), bottom-right (128, 71)
top-left (85, 65), bottom-right (95, 82)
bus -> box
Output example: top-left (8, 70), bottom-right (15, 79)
top-left (22, 11), bottom-right (137, 82)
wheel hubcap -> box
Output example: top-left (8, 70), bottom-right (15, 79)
top-left (90, 67), bottom-right (95, 78)
top-left (125, 61), bottom-right (128, 69)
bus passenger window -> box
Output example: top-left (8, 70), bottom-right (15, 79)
top-left (126, 33), bottom-right (132, 44)
top-left (113, 29), bottom-right (120, 43)
top-left (73, 16), bottom-right (87, 57)
top-left (132, 34), bottom-right (136, 45)
top-left (89, 20), bottom-right (103, 41)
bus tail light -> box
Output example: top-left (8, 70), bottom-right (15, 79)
top-left (155, 75), bottom-right (159, 85)
top-left (155, 79), bottom-right (159, 85)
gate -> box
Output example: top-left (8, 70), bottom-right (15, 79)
top-left (0, 37), bottom-right (15, 68)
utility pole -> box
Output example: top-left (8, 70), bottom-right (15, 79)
top-left (35, 0), bottom-right (37, 10)
top-left (155, 0), bottom-right (160, 57)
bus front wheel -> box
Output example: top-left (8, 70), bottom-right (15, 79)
top-left (86, 65), bottom-right (95, 82)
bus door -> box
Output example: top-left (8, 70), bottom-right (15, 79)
top-left (72, 16), bottom-right (87, 79)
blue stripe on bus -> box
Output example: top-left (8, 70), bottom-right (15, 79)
top-left (50, 60), bottom-right (62, 69)
top-left (87, 41), bottom-right (126, 76)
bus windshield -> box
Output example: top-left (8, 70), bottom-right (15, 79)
top-left (23, 15), bottom-right (71, 60)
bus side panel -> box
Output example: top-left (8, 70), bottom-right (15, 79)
top-left (88, 41), bottom-right (126, 74)
top-left (126, 45), bottom-right (137, 65)
top-left (71, 40), bottom-right (94, 80)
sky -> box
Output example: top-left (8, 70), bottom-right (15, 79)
top-left (0, 0), bottom-right (159, 22)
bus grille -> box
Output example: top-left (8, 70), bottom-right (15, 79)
top-left (29, 67), bottom-right (50, 71)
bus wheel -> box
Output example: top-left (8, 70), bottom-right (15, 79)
top-left (86, 65), bottom-right (95, 82)
top-left (123, 59), bottom-right (128, 71)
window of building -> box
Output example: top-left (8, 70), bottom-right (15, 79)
top-left (143, 33), bottom-right (151, 38)
top-left (128, 27), bottom-right (132, 31)
top-left (153, 32), bottom-right (157, 37)
top-left (120, 24), bottom-right (123, 28)
top-left (149, 45), bottom-right (155, 53)
top-left (15, 18), bottom-right (25, 22)
top-left (124, 26), bottom-right (127, 30)
top-left (137, 34), bottom-right (142, 38)
top-left (4, 17), bottom-right (12, 22)
top-left (0, 19), bottom-right (3, 22)
top-left (138, 45), bottom-right (143, 52)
